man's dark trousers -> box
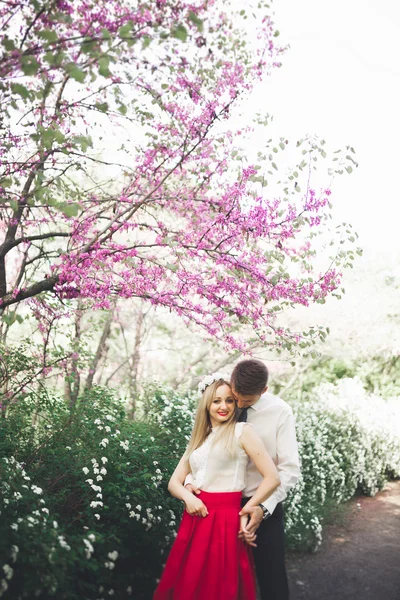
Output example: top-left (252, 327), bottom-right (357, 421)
top-left (242, 500), bottom-right (289, 600)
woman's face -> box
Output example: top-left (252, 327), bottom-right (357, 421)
top-left (208, 383), bottom-right (236, 428)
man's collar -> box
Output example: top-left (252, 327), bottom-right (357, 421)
top-left (249, 392), bottom-right (268, 411)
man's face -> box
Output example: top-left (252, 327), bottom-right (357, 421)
top-left (231, 385), bottom-right (268, 409)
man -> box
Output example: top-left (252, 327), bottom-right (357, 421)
top-left (187, 359), bottom-right (300, 600)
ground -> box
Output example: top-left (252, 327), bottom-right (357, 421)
top-left (286, 480), bottom-right (400, 600)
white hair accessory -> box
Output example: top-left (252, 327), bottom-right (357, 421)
top-left (197, 372), bottom-right (230, 395)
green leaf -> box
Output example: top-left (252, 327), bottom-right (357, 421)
top-left (119, 22), bottom-right (133, 37)
top-left (101, 29), bottom-right (111, 40)
top-left (2, 37), bottom-right (16, 51)
top-left (56, 202), bottom-right (81, 217)
top-left (346, 166), bottom-right (353, 174)
top-left (95, 102), bottom-right (109, 113)
top-left (65, 63), bottom-right (86, 83)
top-left (118, 104), bottom-right (128, 116)
top-left (37, 29), bottom-right (58, 43)
top-left (81, 38), bottom-right (98, 54)
top-left (142, 36), bottom-right (151, 49)
top-left (172, 24), bottom-right (188, 42)
top-left (44, 50), bottom-right (66, 66)
top-left (11, 83), bottom-right (31, 100)
top-left (0, 178), bottom-right (13, 188)
top-left (40, 127), bottom-right (66, 148)
top-left (188, 11), bottom-right (204, 32)
top-left (72, 135), bottom-right (93, 152)
top-left (98, 56), bottom-right (111, 77)
top-left (2, 314), bottom-right (14, 327)
top-left (20, 56), bottom-right (40, 76)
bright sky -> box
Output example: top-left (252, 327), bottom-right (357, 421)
top-left (248, 0), bottom-right (400, 264)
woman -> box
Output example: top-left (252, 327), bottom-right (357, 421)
top-left (154, 374), bottom-right (280, 600)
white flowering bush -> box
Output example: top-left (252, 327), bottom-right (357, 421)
top-left (284, 377), bottom-right (400, 550)
top-left (1, 377), bottom-right (399, 597)
top-left (0, 386), bottom-right (195, 599)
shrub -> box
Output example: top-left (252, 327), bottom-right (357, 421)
top-left (284, 378), bottom-right (400, 549)
top-left (0, 386), bottom-right (194, 599)
top-left (1, 378), bottom-right (399, 596)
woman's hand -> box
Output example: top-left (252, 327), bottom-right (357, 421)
top-left (239, 513), bottom-right (257, 547)
top-left (184, 493), bottom-right (208, 517)
top-left (239, 505), bottom-right (263, 535)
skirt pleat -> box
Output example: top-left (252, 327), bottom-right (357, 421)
top-left (153, 491), bottom-right (256, 600)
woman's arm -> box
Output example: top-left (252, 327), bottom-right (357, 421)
top-left (240, 424), bottom-right (281, 508)
top-left (167, 454), bottom-right (209, 517)
top-left (238, 424), bottom-right (280, 540)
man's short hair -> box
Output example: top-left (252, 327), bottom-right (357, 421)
top-left (231, 359), bottom-right (269, 395)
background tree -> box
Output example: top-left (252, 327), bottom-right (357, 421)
top-left (0, 0), bottom-right (358, 368)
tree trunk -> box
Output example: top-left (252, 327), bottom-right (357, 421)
top-left (127, 306), bottom-right (145, 420)
top-left (84, 310), bottom-right (114, 392)
top-left (65, 304), bottom-right (83, 410)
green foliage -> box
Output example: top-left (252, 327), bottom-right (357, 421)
top-left (171, 25), bottom-right (188, 42)
top-left (20, 56), bottom-right (40, 76)
top-left (1, 377), bottom-right (399, 596)
top-left (0, 386), bottom-right (194, 599)
top-left (284, 378), bottom-right (400, 550)
top-left (272, 354), bottom-right (400, 400)
top-left (65, 63), bottom-right (86, 83)
top-left (188, 11), bottom-right (204, 32)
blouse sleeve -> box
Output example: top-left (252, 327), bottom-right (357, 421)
top-left (234, 422), bottom-right (253, 446)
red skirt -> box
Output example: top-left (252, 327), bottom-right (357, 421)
top-left (153, 491), bottom-right (257, 600)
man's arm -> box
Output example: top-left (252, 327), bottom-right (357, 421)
top-left (262, 409), bottom-right (300, 515)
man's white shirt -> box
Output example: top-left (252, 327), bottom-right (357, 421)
top-left (243, 391), bottom-right (300, 514)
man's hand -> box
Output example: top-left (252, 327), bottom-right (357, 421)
top-left (238, 505), bottom-right (263, 535)
top-left (184, 483), bottom-right (201, 495)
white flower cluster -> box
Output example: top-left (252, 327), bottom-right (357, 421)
top-left (197, 372), bottom-right (230, 395)
top-left (104, 550), bottom-right (118, 570)
top-left (0, 564), bottom-right (13, 597)
top-left (84, 456), bottom-right (107, 517)
top-left (1, 457), bottom-right (52, 551)
top-left (128, 504), bottom-right (163, 531)
top-left (284, 377), bottom-right (400, 550)
top-left (151, 467), bottom-right (163, 489)
top-left (83, 538), bottom-right (95, 559)
top-left (94, 415), bottom-right (121, 447)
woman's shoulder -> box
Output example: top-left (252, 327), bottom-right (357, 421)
top-left (234, 421), bottom-right (253, 439)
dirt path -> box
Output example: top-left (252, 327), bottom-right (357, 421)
top-left (286, 480), bottom-right (400, 600)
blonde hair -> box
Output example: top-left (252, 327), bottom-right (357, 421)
top-left (185, 380), bottom-right (238, 459)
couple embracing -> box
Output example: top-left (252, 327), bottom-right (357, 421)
top-left (154, 359), bottom-right (300, 600)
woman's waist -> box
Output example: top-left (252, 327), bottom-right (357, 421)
top-left (197, 490), bottom-right (242, 508)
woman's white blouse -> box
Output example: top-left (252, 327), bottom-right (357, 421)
top-left (189, 422), bottom-right (250, 492)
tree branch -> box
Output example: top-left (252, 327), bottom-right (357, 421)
top-left (10, 231), bottom-right (70, 250)
top-left (0, 274), bottom-right (58, 310)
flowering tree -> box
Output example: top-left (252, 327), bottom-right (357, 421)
top-left (0, 0), bottom-right (358, 352)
